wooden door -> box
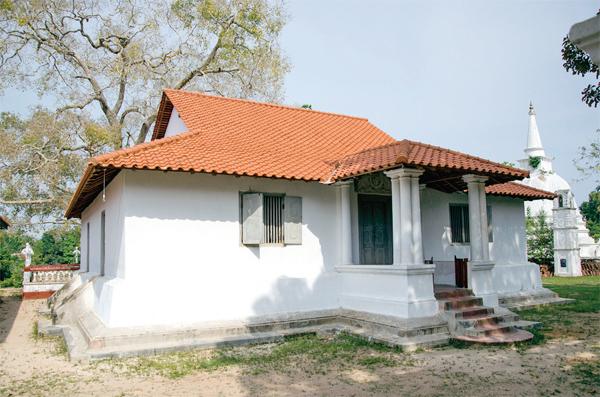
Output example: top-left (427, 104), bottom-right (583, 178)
top-left (455, 256), bottom-right (468, 288)
top-left (359, 195), bottom-right (392, 265)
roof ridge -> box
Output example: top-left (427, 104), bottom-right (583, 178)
top-left (164, 88), bottom-right (370, 122)
top-left (91, 129), bottom-right (200, 165)
top-left (508, 180), bottom-right (556, 195)
top-left (334, 140), bottom-right (408, 160)
top-left (403, 139), bottom-right (528, 176)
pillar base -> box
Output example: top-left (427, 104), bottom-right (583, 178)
top-left (336, 263), bottom-right (438, 318)
top-left (468, 260), bottom-right (498, 307)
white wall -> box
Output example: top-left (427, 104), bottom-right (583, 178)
top-left (79, 172), bottom-right (542, 328)
top-left (79, 173), bottom-right (128, 321)
top-left (420, 189), bottom-right (528, 285)
top-left (96, 170), bottom-right (341, 327)
top-left (164, 108), bottom-right (188, 138)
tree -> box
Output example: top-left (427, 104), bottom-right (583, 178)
top-left (0, 110), bottom-right (110, 229)
top-left (0, 0), bottom-right (288, 145)
top-left (0, 0), bottom-right (288, 229)
top-left (561, 36), bottom-right (599, 107)
top-left (580, 186), bottom-right (600, 241)
top-left (34, 225), bottom-right (80, 264)
top-left (525, 208), bottom-right (554, 267)
top-left (575, 128), bottom-right (600, 185)
top-left (0, 229), bottom-right (30, 288)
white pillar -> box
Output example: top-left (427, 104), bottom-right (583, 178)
top-left (399, 175), bottom-right (413, 264)
top-left (478, 184), bottom-right (490, 261)
top-left (388, 175), bottom-right (402, 265)
top-left (385, 168), bottom-right (425, 265)
top-left (338, 181), bottom-right (354, 265)
top-left (463, 175), bottom-right (486, 261)
top-left (462, 174), bottom-right (497, 307)
top-left (411, 175), bottom-right (424, 264)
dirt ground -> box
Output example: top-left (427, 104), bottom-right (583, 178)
top-left (0, 297), bottom-right (598, 397)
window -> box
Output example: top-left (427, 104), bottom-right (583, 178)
top-left (100, 211), bottom-right (106, 276)
top-left (450, 204), bottom-right (470, 243)
top-left (85, 222), bottom-right (90, 272)
top-left (263, 194), bottom-right (284, 244)
top-left (449, 204), bottom-right (493, 244)
top-left (241, 192), bottom-right (302, 245)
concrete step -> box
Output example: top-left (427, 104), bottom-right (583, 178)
top-left (454, 328), bottom-right (533, 344)
top-left (463, 323), bottom-right (514, 337)
top-left (456, 312), bottom-right (520, 328)
top-left (441, 296), bottom-right (483, 310)
top-left (434, 288), bottom-right (473, 300)
top-left (448, 306), bottom-right (494, 319)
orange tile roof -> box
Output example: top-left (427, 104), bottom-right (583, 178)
top-left (94, 89), bottom-right (395, 181)
top-left (327, 140), bottom-right (528, 182)
top-left (65, 89), bottom-right (536, 218)
top-left (485, 182), bottom-right (555, 200)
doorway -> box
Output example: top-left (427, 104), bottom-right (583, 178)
top-left (358, 195), bottom-right (392, 265)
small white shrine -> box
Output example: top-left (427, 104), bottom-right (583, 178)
top-left (517, 103), bottom-right (600, 268)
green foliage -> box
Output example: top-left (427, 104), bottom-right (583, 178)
top-left (561, 36), bottom-right (600, 107)
top-left (575, 131), bottom-right (600, 186)
top-left (580, 187), bottom-right (600, 241)
top-left (501, 161), bottom-right (516, 167)
top-left (525, 208), bottom-right (554, 266)
top-left (0, 226), bottom-right (80, 288)
top-left (0, 230), bottom-right (29, 287)
top-left (34, 226), bottom-right (80, 265)
top-left (301, 104), bottom-right (312, 109)
top-left (528, 156), bottom-right (542, 169)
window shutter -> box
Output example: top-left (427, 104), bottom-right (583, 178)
top-left (242, 193), bottom-right (263, 245)
top-left (487, 205), bottom-right (493, 242)
top-left (284, 196), bottom-right (302, 244)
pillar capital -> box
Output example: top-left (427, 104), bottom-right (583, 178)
top-left (462, 174), bottom-right (488, 184)
top-left (334, 180), bottom-right (354, 188)
top-left (384, 168), bottom-right (424, 180)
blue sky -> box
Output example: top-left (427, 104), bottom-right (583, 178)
top-left (281, 0), bottom-right (599, 201)
top-left (1, 0), bottom-right (598, 201)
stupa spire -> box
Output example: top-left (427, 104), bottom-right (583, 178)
top-left (525, 101), bottom-right (546, 158)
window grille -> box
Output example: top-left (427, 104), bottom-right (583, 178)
top-left (263, 194), bottom-right (284, 244)
top-left (450, 204), bottom-right (470, 243)
top-left (449, 204), bottom-right (493, 243)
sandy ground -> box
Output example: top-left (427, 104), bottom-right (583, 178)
top-left (0, 297), bottom-right (598, 397)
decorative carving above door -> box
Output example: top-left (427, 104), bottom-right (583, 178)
top-left (354, 172), bottom-right (391, 195)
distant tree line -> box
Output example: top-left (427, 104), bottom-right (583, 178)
top-left (0, 226), bottom-right (79, 288)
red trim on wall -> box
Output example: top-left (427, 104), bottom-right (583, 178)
top-left (22, 291), bottom-right (55, 300)
top-left (24, 264), bottom-right (80, 272)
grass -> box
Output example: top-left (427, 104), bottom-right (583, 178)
top-left (517, 276), bottom-right (600, 340)
top-left (101, 332), bottom-right (415, 379)
top-left (30, 319), bottom-right (68, 358)
top-left (96, 277), bottom-right (599, 382)
top-left (447, 276), bottom-right (600, 352)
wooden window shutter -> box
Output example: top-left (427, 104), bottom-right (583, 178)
top-left (242, 193), bottom-right (263, 245)
top-left (284, 196), bottom-right (302, 245)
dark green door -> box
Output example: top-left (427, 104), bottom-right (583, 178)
top-left (358, 195), bottom-right (392, 265)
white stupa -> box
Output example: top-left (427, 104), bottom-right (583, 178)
top-left (518, 102), bottom-right (599, 260)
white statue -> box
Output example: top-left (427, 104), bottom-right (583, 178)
top-left (21, 243), bottom-right (34, 267)
top-left (73, 246), bottom-right (81, 264)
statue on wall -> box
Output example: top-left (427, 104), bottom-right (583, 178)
top-left (73, 247), bottom-right (81, 264)
top-left (21, 243), bottom-right (34, 267)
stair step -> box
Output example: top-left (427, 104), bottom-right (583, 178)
top-left (454, 329), bottom-right (533, 344)
top-left (463, 323), bottom-right (514, 337)
top-left (449, 306), bottom-right (494, 319)
top-left (434, 288), bottom-right (473, 300)
top-left (457, 314), bottom-right (503, 328)
top-left (442, 296), bottom-right (483, 310)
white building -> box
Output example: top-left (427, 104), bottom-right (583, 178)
top-left (517, 103), bottom-right (600, 262)
top-left (50, 90), bottom-right (564, 359)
